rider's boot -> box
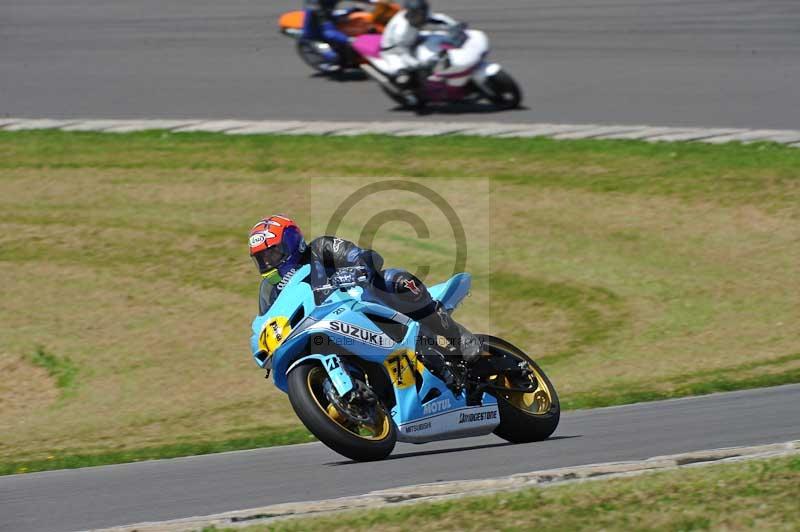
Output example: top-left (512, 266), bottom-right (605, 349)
top-left (417, 301), bottom-right (481, 364)
top-left (415, 302), bottom-right (483, 397)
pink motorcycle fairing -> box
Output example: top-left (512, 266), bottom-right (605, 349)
top-left (352, 34), bottom-right (383, 58)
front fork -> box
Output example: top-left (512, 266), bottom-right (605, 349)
top-left (289, 354), bottom-right (382, 425)
top-left (287, 354), bottom-right (354, 396)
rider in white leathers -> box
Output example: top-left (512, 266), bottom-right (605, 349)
top-left (379, 0), bottom-right (457, 93)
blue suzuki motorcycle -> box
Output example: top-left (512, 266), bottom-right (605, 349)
top-left (250, 265), bottom-right (559, 461)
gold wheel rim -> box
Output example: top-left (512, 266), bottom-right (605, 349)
top-left (497, 356), bottom-right (554, 416)
top-left (306, 366), bottom-right (391, 441)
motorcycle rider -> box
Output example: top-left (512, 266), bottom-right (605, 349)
top-left (379, 0), bottom-right (457, 104)
top-left (303, 0), bottom-right (393, 70)
top-left (249, 214), bottom-right (480, 390)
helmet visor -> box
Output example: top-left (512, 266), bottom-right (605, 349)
top-left (252, 245), bottom-right (288, 275)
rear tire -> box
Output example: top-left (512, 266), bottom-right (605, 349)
top-left (478, 335), bottom-right (560, 443)
top-left (484, 71), bottom-right (522, 110)
top-left (287, 362), bottom-right (396, 461)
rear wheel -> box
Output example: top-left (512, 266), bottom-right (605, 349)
top-left (287, 363), bottom-right (396, 461)
top-left (478, 335), bottom-right (559, 443)
top-left (484, 71), bottom-right (522, 110)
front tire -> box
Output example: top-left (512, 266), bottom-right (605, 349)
top-left (287, 363), bottom-right (396, 461)
top-left (484, 71), bottom-right (522, 110)
top-left (478, 335), bottom-right (560, 443)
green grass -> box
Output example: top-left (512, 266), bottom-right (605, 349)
top-left (490, 272), bottom-right (627, 364)
top-left (0, 427), bottom-right (313, 476)
top-left (210, 454), bottom-right (800, 532)
top-left (563, 352), bottom-right (800, 409)
top-left (2, 130), bottom-right (800, 474)
top-left (2, 130), bottom-right (799, 199)
top-left (28, 346), bottom-right (79, 398)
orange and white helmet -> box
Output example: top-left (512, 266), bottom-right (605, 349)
top-left (248, 215), bottom-right (306, 283)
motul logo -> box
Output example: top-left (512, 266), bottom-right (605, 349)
top-left (423, 397), bottom-right (451, 415)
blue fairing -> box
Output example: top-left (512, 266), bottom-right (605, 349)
top-left (269, 288), bottom-right (405, 392)
top-left (250, 264), bottom-right (315, 358)
top-left (250, 269), bottom-right (496, 442)
top-left (250, 269), bottom-right (471, 369)
top-left (427, 272), bottom-right (471, 312)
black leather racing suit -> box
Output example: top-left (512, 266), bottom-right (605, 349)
top-left (258, 236), bottom-right (438, 322)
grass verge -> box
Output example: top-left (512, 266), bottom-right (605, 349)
top-left (216, 454), bottom-right (800, 532)
top-left (0, 427), bottom-right (313, 476)
top-left (563, 352), bottom-right (800, 409)
top-left (2, 130), bottom-right (799, 474)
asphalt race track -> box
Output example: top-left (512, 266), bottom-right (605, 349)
top-left (2, 0), bottom-right (799, 128)
top-left (2, 2), bottom-right (800, 531)
top-left (3, 384), bottom-right (800, 532)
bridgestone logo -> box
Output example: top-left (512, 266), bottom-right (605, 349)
top-left (458, 410), bottom-right (498, 424)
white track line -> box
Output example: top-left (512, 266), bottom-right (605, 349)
top-left (2, 118), bottom-right (800, 146)
top-left (3, 119), bottom-right (79, 131)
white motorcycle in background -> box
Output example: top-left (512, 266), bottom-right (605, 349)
top-left (351, 22), bottom-right (522, 110)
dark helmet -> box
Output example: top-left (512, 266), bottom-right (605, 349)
top-left (404, 0), bottom-right (429, 28)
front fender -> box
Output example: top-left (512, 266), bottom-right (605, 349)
top-left (286, 354), bottom-right (354, 397)
top-left (472, 62), bottom-right (502, 95)
top-left (279, 10), bottom-right (305, 36)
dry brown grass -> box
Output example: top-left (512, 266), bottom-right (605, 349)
top-left (0, 353), bottom-right (58, 433)
top-left (2, 133), bottom-right (800, 465)
top-left (0, 169), bottom-right (303, 461)
top-left (489, 184), bottom-right (800, 397)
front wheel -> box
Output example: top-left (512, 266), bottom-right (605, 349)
top-left (483, 71), bottom-right (522, 110)
top-left (287, 362), bottom-right (396, 461)
top-left (478, 335), bottom-right (560, 443)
